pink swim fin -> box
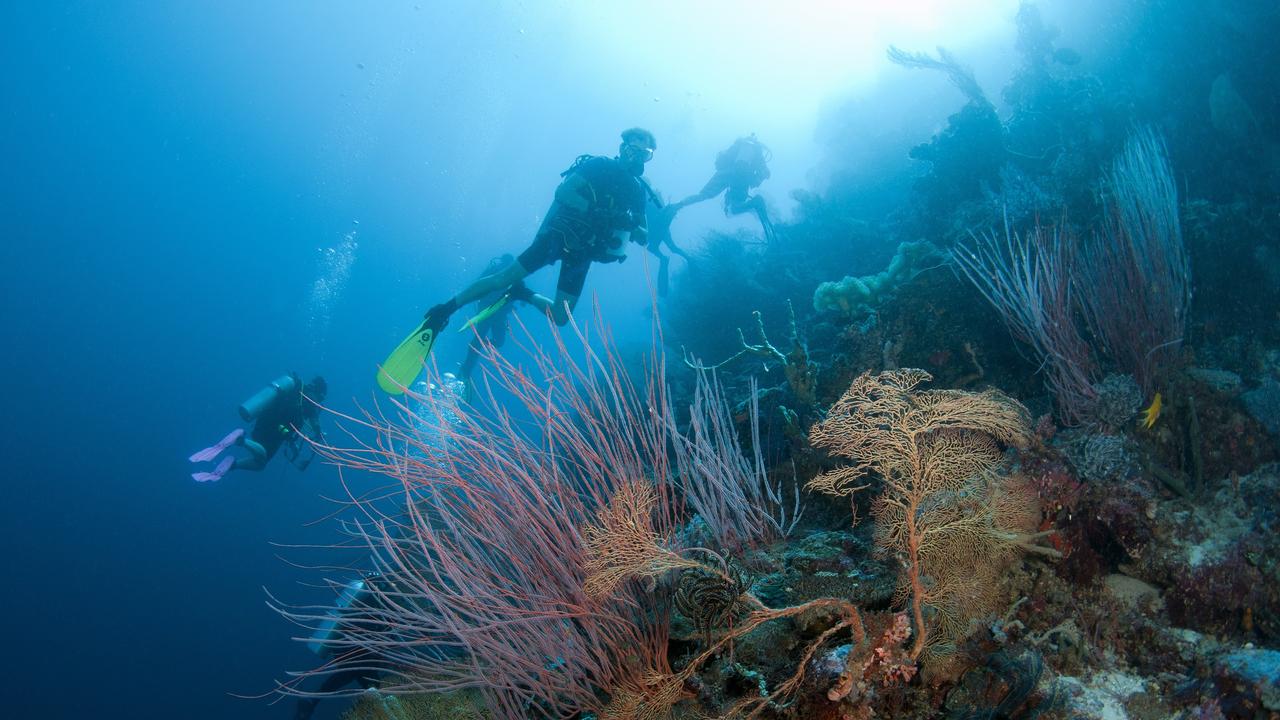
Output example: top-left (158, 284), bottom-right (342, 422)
top-left (192, 456), bottom-right (235, 483)
top-left (189, 429), bottom-right (245, 463)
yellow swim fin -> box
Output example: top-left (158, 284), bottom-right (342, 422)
top-left (377, 320), bottom-right (440, 394)
top-left (457, 294), bottom-right (511, 334)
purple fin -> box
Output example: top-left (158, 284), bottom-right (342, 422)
top-left (192, 456), bottom-right (235, 483)
top-left (189, 428), bottom-right (245, 463)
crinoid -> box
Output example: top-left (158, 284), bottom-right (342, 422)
top-left (676, 566), bottom-right (748, 647)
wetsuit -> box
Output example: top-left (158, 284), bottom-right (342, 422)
top-left (250, 381), bottom-right (307, 459)
top-left (516, 156), bottom-right (648, 297)
top-left (677, 137), bottom-right (775, 241)
top-left (235, 376), bottom-right (320, 471)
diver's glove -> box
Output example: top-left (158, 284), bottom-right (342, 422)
top-left (422, 300), bottom-right (456, 332)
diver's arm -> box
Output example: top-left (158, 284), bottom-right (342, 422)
top-left (553, 174), bottom-right (592, 213)
top-left (673, 172), bottom-right (730, 209)
top-left (555, 173), bottom-right (631, 229)
top-left (301, 416), bottom-right (324, 445)
top-left (293, 443), bottom-right (315, 471)
top-left (288, 420), bottom-right (321, 471)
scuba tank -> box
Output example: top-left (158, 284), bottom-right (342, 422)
top-left (306, 576), bottom-right (374, 655)
top-left (238, 374), bottom-right (298, 422)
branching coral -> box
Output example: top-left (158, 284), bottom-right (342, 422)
top-left (682, 300), bottom-right (816, 408)
top-left (582, 479), bottom-right (867, 719)
top-left (887, 46), bottom-right (987, 106)
top-left (808, 370), bottom-right (1059, 659)
top-left (828, 613), bottom-right (917, 706)
top-left (583, 480), bottom-right (705, 599)
top-left (671, 369), bottom-right (804, 553)
top-left (954, 221), bottom-right (1099, 424)
top-left (277, 303), bottom-right (852, 720)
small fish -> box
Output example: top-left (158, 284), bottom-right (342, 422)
top-left (1139, 393), bottom-right (1163, 429)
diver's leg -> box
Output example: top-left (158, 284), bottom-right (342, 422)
top-left (543, 257), bottom-right (588, 326)
top-left (645, 236), bottom-right (664, 261)
top-left (232, 438), bottom-right (269, 472)
top-left (522, 288), bottom-right (577, 326)
top-left (319, 667), bottom-right (375, 694)
top-left (724, 185), bottom-right (753, 216)
top-left (232, 456), bottom-right (266, 472)
top-left (457, 341), bottom-right (481, 403)
top-left (424, 244), bottom-right (540, 331)
top-left (487, 316), bottom-right (508, 350)
top-left (666, 237), bottom-right (693, 261)
top-left (458, 341), bottom-right (481, 381)
top-left (645, 243), bottom-right (671, 297)
top-left (452, 261), bottom-right (529, 308)
top-left (731, 194), bottom-right (775, 242)
top-left (549, 291), bottom-right (579, 326)
top-left (291, 665), bottom-right (371, 720)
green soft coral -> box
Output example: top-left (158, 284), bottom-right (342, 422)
top-left (813, 240), bottom-right (945, 316)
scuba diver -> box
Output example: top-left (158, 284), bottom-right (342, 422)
top-left (643, 192), bottom-right (692, 297)
top-left (457, 253), bottom-right (523, 392)
top-left (293, 573), bottom-right (386, 720)
top-left (376, 127), bottom-right (658, 394)
top-left (188, 373), bottom-right (327, 482)
top-left (671, 134), bottom-right (776, 242)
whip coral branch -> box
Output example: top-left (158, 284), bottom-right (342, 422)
top-left (671, 373), bottom-right (802, 553)
top-left (956, 129), bottom-right (1188, 421)
top-left (954, 217), bottom-right (1099, 425)
top-left (1078, 128), bottom-right (1189, 394)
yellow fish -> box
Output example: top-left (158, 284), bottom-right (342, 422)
top-left (1140, 393), bottom-right (1163, 429)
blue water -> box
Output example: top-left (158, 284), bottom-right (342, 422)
top-left (2, 5), bottom-right (706, 716)
top-left (2, 2), bottom-right (1138, 717)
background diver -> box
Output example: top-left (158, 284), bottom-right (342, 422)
top-left (376, 127), bottom-right (658, 393)
top-left (292, 572), bottom-right (391, 720)
top-left (670, 133), bottom-right (776, 242)
top-left (457, 253), bottom-right (522, 395)
top-left (188, 373), bottom-right (327, 482)
top-left (644, 191), bottom-right (692, 297)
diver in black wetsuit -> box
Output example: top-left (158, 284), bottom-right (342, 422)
top-left (643, 192), bottom-right (692, 297)
top-left (671, 134), bottom-right (776, 242)
top-left (417, 127), bottom-right (657, 335)
top-left (188, 374), bottom-right (327, 482)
